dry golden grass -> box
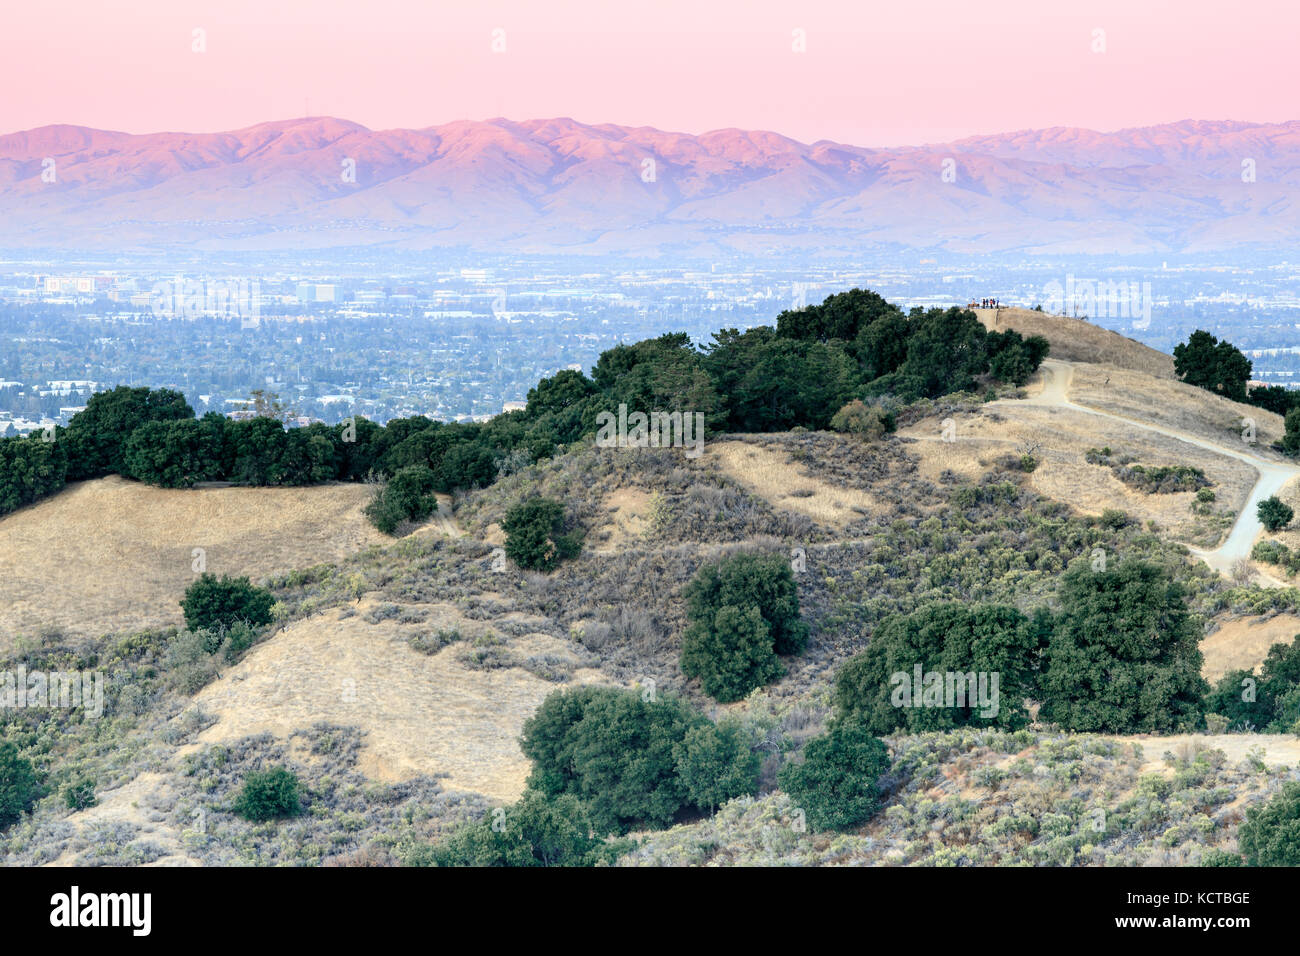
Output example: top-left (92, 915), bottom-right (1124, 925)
top-left (899, 401), bottom-right (1255, 543)
top-left (974, 307), bottom-right (1174, 377)
top-left (707, 440), bottom-right (876, 527)
top-left (1201, 614), bottom-right (1300, 682)
top-left (594, 487), bottom-right (654, 551)
top-left (186, 599), bottom-right (606, 801)
top-left (1068, 362), bottom-right (1286, 452)
top-left (0, 476), bottom-right (398, 647)
top-left (1118, 734), bottom-right (1300, 775)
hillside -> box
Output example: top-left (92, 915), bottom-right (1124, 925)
top-left (5, 312), bottom-right (1300, 867)
top-left (0, 476), bottom-right (415, 647)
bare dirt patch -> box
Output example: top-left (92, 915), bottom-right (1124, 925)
top-left (708, 440), bottom-right (876, 527)
top-left (187, 600), bottom-right (606, 801)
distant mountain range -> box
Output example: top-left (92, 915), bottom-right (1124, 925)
top-left (1, 117), bottom-right (1297, 257)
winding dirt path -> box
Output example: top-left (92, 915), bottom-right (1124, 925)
top-left (1012, 360), bottom-right (1300, 582)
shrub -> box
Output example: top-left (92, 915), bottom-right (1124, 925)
top-left (679, 551), bottom-right (808, 702)
top-left (1258, 496), bottom-right (1294, 532)
top-left (830, 400), bottom-right (894, 441)
top-left (233, 767), bottom-right (302, 822)
top-left (63, 778), bottom-right (97, 811)
top-left (0, 743), bottom-right (41, 829)
top-left (502, 497), bottom-right (582, 572)
top-left (1200, 848), bottom-right (1243, 867)
top-left (364, 465), bottom-right (438, 534)
top-left (673, 719), bottom-right (760, 813)
top-left (680, 604), bottom-right (783, 703)
top-left (519, 686), bottom-right (705, 834)
top-left (180, 574), bottom-right (275, 631)
top-left (1238, 780), bottom-right (1300, 866)
top-left (777, 721), bottom-right (891, 831)
top-left (430, 791), bottom-right (624, 867)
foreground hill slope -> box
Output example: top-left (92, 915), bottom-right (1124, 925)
top-left (6, 318), bottom-right (1300, 866)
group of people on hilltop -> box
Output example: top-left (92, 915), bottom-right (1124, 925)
top-left (965, 298), bottom-right (1003, 309)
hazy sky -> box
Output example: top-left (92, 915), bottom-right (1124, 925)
top-left (2, 0), bottom-right (1294, 145)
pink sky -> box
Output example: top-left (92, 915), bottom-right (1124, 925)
top-left (1, 0), bottom-right (1294, 146)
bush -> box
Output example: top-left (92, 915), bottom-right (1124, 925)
top-left (1200, 848), bottom-right (1243, 867)
top-left (502, 497), bottom-right (582, 572)
top-left (364, 465), bottom-right (438, 534)
top-left (680, 604), bottom-right (783, 703)
top-left (830, 400), bottom-right (894, 441)
top-left (1258, 496), bottom-right (1294, 532)
top-left (233, 767), bottom-right (302, 822)
top-left (679, 551), bottom-right (808, 702)
top-left (63, 778), bottom-right (97, 811)
top-left (519, 686), bottom-right (706, 834)
top-left (777, 721), bottom-right (891, 831)
top-left (673, 719), bottom-right (760, 813)
top-left (180, 574), bottom-right (275, 632)
top-left (0, 743), bottom-right (41, 829)
top-left (430, 791), bottom-right (624, 867)
top-left (1238, 780), bottom-right (1300, 866)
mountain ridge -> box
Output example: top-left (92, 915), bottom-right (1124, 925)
top-left (2, 116), bottom-right (1297, 256)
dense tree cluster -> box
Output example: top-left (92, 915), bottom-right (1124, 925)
top-left (0, 289), bottom-right (1049, 524)
top-left (833, 602), bottom-right (1048, 733)
top-left (518, 686), bottom-right (759, 835)
top-left (832, 560), bottom-right (1207, 737)
top-left (679, 551), bottom-right (809, 702)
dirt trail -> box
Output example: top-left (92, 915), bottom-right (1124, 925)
top-left (1010, 360), bottom-right (1300, 582)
